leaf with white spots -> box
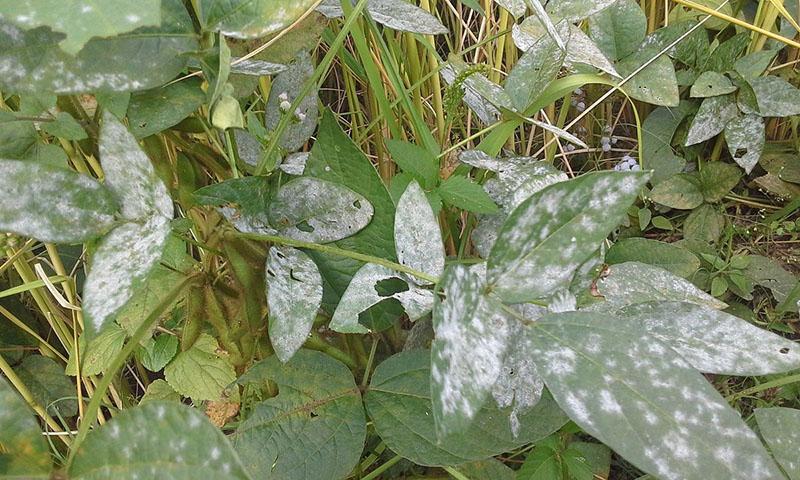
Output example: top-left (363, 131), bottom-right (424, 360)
top-left (0, 375), bottom-right (51, 477)
top-left (528, 312), bottom-right (785, 480)
top-left (164, 333), bottom-right (237, 402)
top-left (491, 328), bottom-right (545, 436)
top-left (268, 177), bottom-right (374, 243)
top-left (607, 301), bottom-right (800, 375)
top-left (0, 159), bottom-right (118, 244)
top-left (545, 0), bottom-right (617, 20)
top-left (505, 28), bottom-right (566, 112)
top-left (329, 263), bottom-right (434, 333)
top-left (690, 71), bottom-right (737, 98)
top-left (317, 0), bottom-right (447, 34)
top-left (749, 76), bottom-right (800, 117)
top-left (617, 53), bottom-right (679, 107)
top-left (265, 52), bottom-right (319, 153)
top-left (594, 261), bottom-right (728, 310)
top-left (755, 407), bottom-right (800, 480)
top-left (0, 1), bottom-right (160, 55)
top-left (230, 58), bottom-right (286, 76)
top-left (0, 0), bottom-right (198, 94)
top-left (494, 0), bottom-right (527, 17)
top-left (440, 61), bottom-right (501, 124)
top-left (266, 247), bottom-right (323, 363)
top-left (431, 265), bottom-right (515, 435)
top-left (395, 181), bottom-right (445, 283)
top-left (724, 114), bottom-right (765, 174)
top-left (488, 171), bottom-right (649, 303)
top-left (232, 350), bottom-right (366, 480)
top-left (685, 95), bottom-right (738, 146)
top-left (365, 350), bottom-right (567, 466)
top-left (201, 0), bottom-right (317, 39)
top-left (70, 401), bottom-right (251, 480)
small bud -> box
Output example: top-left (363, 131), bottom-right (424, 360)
top-left (279, 100), bottom-right (291, 112)
top-left (278, 92), bottom-right (289, 102)
top-left (601, 143), bottom-right (611, 152)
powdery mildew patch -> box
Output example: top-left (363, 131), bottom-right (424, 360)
top-left (206, 1), bottom-right (316, 39)
top-left (395, 180), bottom-right (445, 283)
top-left (265, 51), bottom-right (319, 153)
top-left (266, 247), bottom-right (323, 363)
top-left (317, 0), bottom-right (447, 35)
top-left (755, 407), bottom-right (800, 479)
top-left (491, 328), bottom-right (544, 436)
top-left (724, 114), bottom-right (765, 174)
top-left (684, 94), bottom-right (738, 146)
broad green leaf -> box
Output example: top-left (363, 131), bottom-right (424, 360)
top-left (385, 139), bottom-right (439, 189)
top-left (194, 176), bottom-right (274, 234)
top-left (318, 0), bottom-right (448, 34)
top-left (79, 324), bottom-right (126, 376)
top-left (265, 51), bottom-right (319, 153)
top-left (15, 355), bottom-right (77, 417)
top-left (684, 203), bottom-right (725, 243)
top-left (231, 129), bottom-right (264, 168)
top-left (268, 177), bottom-right (374, 243)
top-left (328, 263), bottom-right (434, 333)
top-left (505, 29), bottom-right (566, 111)
top-left (642, 108), bottom-right (691, 184)
top-left (528, 313), bottom-right (784, 480)
top-left (201, 0), bottom-right (317, 38)
top-left (494, 0), bottom-right (527, 17)
top-left (438, 175), bottom-right (499, 213)
top-left (570, 442), bottom-right (612, 479)
top-left (0, 159), bottom-right (118, 244)
top-left (96, 91), bottom-right (131, 119)
top-left (0, 0), bottom-right (160, 55)
top-left (0, 375), bottom-right (51, 477)
top-left (760, 150), bottom-right (800, 184)
top-left (685, 95), bottom-right (738, 146)
top-left (744, 255), bottom-right (798, 303)
top-left (454, 459), bottom-right (515, 480)
top-left (724, 114), bottom-right (765, 174)
top-left (211, 86), bottom-right (244, 130)
top-left (70, 402), bottom-right (251, 480)
top-left (395, 181), bottom-right (445, 282)
top-left (617, 53), bottom-right (679, 107)
top-left (545, 0), bottom-right (616, 20)
top-left (517, 438), bottom-right (562, 479)
top-left (690, 71), bottom-right (737, 98)
top-left (755, 407), bottom-right (800, 480)
top-left (366, 350), bottom-right (568, 466)
top-left (606, 238), bottom-right (700, 278)
top-left (0, 0), bottom-right (198, 94)
top-left (750, 76), bottom-right (800, 117)
top-left (232, 350), bottom-right (366, 480)
top-left (649, 173), bottom-right (703, 210)
top-left (139, 334), bottom-right (179, 372)
top-left (595, 261), bottom-right (727, 309)
top-left (266, 247), bottom-right (322, 363)
top-left (127, 78), bottom-right (206, 138)
top-left (140, 379), bottom-right (181, 404)
top-left (488, 171), bottom-right (649, 303)
top-left (164, 333), bottom-right (237, 402)
top-left (670, 0), bottom-right (733, 31)
top-left (734, 50), bottom-right (777, 79)
top-left (698, 161), bottom-right (741, 202)
top-left (431, 265), bottom-right (515, 435)
top-left (41, 112), bottom-right (88, 140)
top-left (611, 301), bottom-right (800, 375)
top-left (588, 0), bottom-right (647, 61)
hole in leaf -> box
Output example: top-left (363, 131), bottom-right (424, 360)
top-left (296, 221), bottom-right (314, 233)
top-left (275, 250), bottom-right (287, 259)
top-left (266, 269), bottom-right (276, 277)
top-left (353, 199), bottom-right (361, 209)
top-left (289, 269), bottom-right (303, 282)
top-left (734, 148), bottom-right (748, 158)
top-left (309, 410), bottom-right (319, 418)
top-left (780, 347), bottom-right (790, 354)
top-left (374, 278), bottom-right (409, 297)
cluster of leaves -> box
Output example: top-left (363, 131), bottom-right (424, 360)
top-left (0, 0), bottom-right (799, 480)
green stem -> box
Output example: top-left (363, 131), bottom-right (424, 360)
top-left (360, 454), bottom-right (402, 480)
top-left (360, 335), bottom-right (379, 388)
top-left (65, 275), bottom-right (198, 467)
top-left (228, 231), bottom-right (439, 284)
top-left (306, 331), bottom-right (358, 370)
top-left (443, 466), bottom-right (473, 480)
top-left (726, 373), bottom-right (800, 401)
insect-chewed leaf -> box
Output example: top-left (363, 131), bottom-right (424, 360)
top-left (505, 27), bottom-right (566, 112)
top-left (0, 0), bottom-right (198, 94)
top-left (755, 407), bottom-right (800, 480)
top-left (265, 51), bottom-right (319, 153)
top-left (232, 350), bottom-right (366, 480)
top-left (201, 0), bottom-right (317, 39)
top-left (268, 176), bottom-right (374, 243)
top-left (365, 350), bottom-right (567, 467)
top-left (395, 181), bottom-right (445, 283)
top-left (318, 0), bottom-right (447, 34)
top-left (488, 171), bottom-right (649, 303)
top-left (0, 375), bottom-right (51, 477)
top-left (431, 265), bottom-right (516, 435)
top-left (164, 333), bottom-right (236, 402)
top-left (70, 401), bottom-right (251, 480)
top-left (266, 247), bottom-right (323, 363)
top-left (0, 159), bottom-right (118, 243)
top-left (594, 261), bottom-right (728, 310)
top-left (329, 263), bottom-right (434, 333)
top-left (607, 301), bottom-right (800, 375)
top-left (528, 312), bottom-right (785, 480)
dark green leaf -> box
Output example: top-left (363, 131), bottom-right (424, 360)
top-left (16, 355), bottom-right (77, 417)
top-left (127, 78), bottom-right (206, 138)
top-left (684, 203), bottom-right (725, 243)
top-left (0, 375), bottom-right (51, 477)
top-left (385, 139), bottom-right (439, 189)
top-left (698, 162), bottom-right (741, 202)
top-left (606, 237), bottom-right (700, 278)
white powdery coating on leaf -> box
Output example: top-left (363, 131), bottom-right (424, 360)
top-left (266, 247), bottom-right (323, 363)
top-left (492, 329), bottom-right (544, 436)
top-left (724, 114), bottom-right (764, 174)
top-left (265, 51), bottom-right (318, 153)
top-left (756, 407), bottom-right (800, 479)
top-left (83, 216), bottom-right (171, 333)
top-left (684, 95), bottom-right (738, 146)
top-left (440, 64), bottom-right (500, 124)
top-left (317, 0), bottom-right (447, 34)
top-left (395, 180), bottom-right (445, 283)
top-left (278, 152), bottom-right (309, 176)
top-left (230, 58), bottom-right (286, 76)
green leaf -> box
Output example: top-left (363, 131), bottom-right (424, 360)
top-left (710, 275), bottom-right (728, 297)
top-left (265, 51), bottom-right (319, 153)
top-left (201, 0), bottom-right (317, 38)
top-left (0, 159), bottom-right (118, 244)
top-left (698, 162), bottom-right (741, 202)
top-left (211, 89), bottom-right (244, 130)
top-left (685, 95), bottom-right (738, 146)
top-left (164, 333), bottom-right (237, 402)
top-left (193, 176), bottom-right (273, 230)
top-left (755, 407), bottom-right (800, 480)
top-left (649, 173), bottom-right (703, 210)
top-left (617, 53), bottom-right (679, 107)
top-left (724, 114), bottom-right (765, 174)
top-left (127, 78), bottom-right (206, 138)
top-left (438, 175), bottom-right (499, 213)
top-left (588, 0), bottom-right (647, 61)
top-left (70, 402), bottom-right (251, 480)
top-left (546, 0), bottom-right (617, 21)
top-left (640, 103), bottom-right (693, 184)
top-left (96, 91), bottom-right (130, 119)
top-left (41, 112), bottom-right (88, 140)
top-left (488, 171), bottom-right (649, 303)
top-left (0, 375), bottom-right (51, 477)
top-left (734, 50), bottom-right (777, 79)
top-left (595, 261), bottom-right (727, 309)
top-left (266, 247), bottom-right (322, 363)
top-left (79, 324), bottom-right (127, 376)
top-left (528, 312), bottom-right (784, 480)
top-left (395, 180), bottom-right (445, 281)
top-left (139, 334), bottom-right (179, 372)
top-left (505, 29), bottom-right (566, 112)
top-left (606, 237), bottom-right (700, 278)
top-left (365, 349), bottom-right (567, 466)
top-left (0, 0), bottom-right (160, 55)
top-left (15, 355), bottom-right (77, 417)
top-left (750, 76), bottom-right (800, 117)
top-left (517, 439), bottom-right (563, 480)
top-left (453, 459), bottom-right (514, 480)
top-left (570, 442), bottom-right (612, 480)
top-left (690, 71), bottom-right (737, 98)
top-left (684, 203), bottom-right (725, 243)
top-left (385, 139), bottom-right (439, 189)
top-left (232, 350), bottom-right (366, 480)
top-left (703, 31), bottom-right (749, 71)
top-left (268, 177), bottom-right (374, 243)
top-left (140, 379), bottom-right (181, 404)
top-left (744, 255), bottom-right (798, 303)
top-left (611, 301), bottom-right (800, 375)
top-left (493, 0), bottom-right (526, 17)
top-left (0, 0), bottom-right (198, 94)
